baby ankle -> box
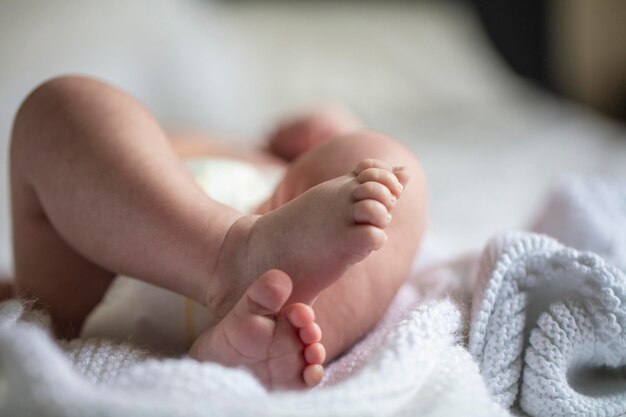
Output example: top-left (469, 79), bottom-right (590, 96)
top-left (204, 215), bottom-right (260, 317)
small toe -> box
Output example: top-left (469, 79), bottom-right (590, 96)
top-left (352, 200), bottom-right (391, 228)
top-left (392, 166), bottom-right (410, 188)
top-left (285, 303), bottom-right (315, 328)
top-left (356, 168), bottom-right (403, 197)
top-left (299, 322), bottom-right (322, 344)
top-left (304, 343), bottom-right (326, 364)
top-left (352, 181), bottom-right (396, 210)
top-left (245, 269), bottom-right (293, 315)
top-left (303, 364), bottom-right (324, 387)
top-left (348, 225), bottom-right (387, 252)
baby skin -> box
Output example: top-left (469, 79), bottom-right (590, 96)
top-left (9, 78), bottom-right (425, 390)
top-left (192, 159), bottom-right (408, 388)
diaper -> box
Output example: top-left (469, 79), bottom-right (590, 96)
top-left (81, 157), bottom-right (284, 354)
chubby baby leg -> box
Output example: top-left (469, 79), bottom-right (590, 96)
top-left (192, 155), bottom-right (409, 388)
top-left (11, 74), bottom-right (422, 388)
top-left (9, 76), bottom-right (240, 336)
top-left (266, 131), bottom-right (426, 359)
top-left (206, 154), bottom-right (409, 314)
top-left (191, 132), bottom-right (423, 388)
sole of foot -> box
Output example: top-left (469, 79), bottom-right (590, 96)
top-left (207, 158), bottom-right (410, 316)
top-left (190, 269), bottom-right (326, 390)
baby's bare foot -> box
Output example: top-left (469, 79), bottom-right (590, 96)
top-left (268, 104), bottom-right (362, 161)
top-left (207, 158), bottom-right (409, 315)
top-left (190, 270), bottom-right (325, 390)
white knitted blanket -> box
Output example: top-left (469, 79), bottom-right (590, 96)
top-left (469, 176), bottom-right (626, 416)
top-left (1, 176), bottom-right (624, 416)
top-left (469, 233), bottom-right (626, 416)
top-left (0, 297), bottom-right (507, 416)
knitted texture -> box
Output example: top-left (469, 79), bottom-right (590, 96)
top-left (60, 338), bottom-right (152, 386)
top-left (0, 297), bottom-right (507, 417)
top-left (469, 232), bottom-right (626, 417)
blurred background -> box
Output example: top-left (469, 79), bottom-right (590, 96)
top-left (1, 0), bottom-right (625, 276)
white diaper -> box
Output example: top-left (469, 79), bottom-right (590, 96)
top-left (81, 157), bottom-right (284, 354)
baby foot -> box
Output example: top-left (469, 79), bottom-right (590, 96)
top-left (190, 270), bottom-right (325, 390)
top-left (208, 158), bottom-right (409, 315)
top-left (267, 104), bottom-right (362, 161)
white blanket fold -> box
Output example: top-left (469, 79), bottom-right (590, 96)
top-left (469, 232), bottom-right (626, 417)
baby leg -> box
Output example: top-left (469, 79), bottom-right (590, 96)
top-left (192, 155), bottom-right (410, 388)
top-left (10, 76), bottom-right (242, 337)
top-left (11, 76), bottom-right (420, 388)
top-left (191, 131), bottom-right (424, 388)
top-left (268, 132), bottom-right (426, 359)
top-left (10, 77), bottom-right (405, 350)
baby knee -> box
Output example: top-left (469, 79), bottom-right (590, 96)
top-left (12, 75), bottom-right (99, 151)
top-left (20, 75), bottom-right (97, 117)
top-left (14, 75), bottom-right (79, 128)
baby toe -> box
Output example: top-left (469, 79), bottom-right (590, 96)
top-left (352, 181), bottom-right (396, 210)
top-left (356, 167), bottom-right (403, 197)
top-left (245, 269), bottom-right (293, 315)
top-left (304, 343), bottom-right (326, 364)
top-left (352, 199), bottom-right (391, 228)
top-left (348, 225), bottom-right (387, 253)
top-left (352, 158), bottom-right (393, 176)
top-left (299, 322), bottom-right (322, 345)
top-left (285, 303), bottom-right (315, 328)
top-left (303, 364), bottom-right (325, 387)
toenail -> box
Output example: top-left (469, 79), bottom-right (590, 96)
top-left (387, 213), bottom-right (392, 223)
top-left (390, 196), bottom-right (397, 204)
top-left (287, 308), bottom-right (300, 324)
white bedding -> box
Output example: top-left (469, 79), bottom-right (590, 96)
top-left (1, 175), bottom-right (626, 417)
top-left (0, 296), bottom-right (509, 417)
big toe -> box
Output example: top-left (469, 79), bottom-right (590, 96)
top-left (202, 270), bottom-right (294, 362)
top-left (243, 269), bottom-right (293, 315)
